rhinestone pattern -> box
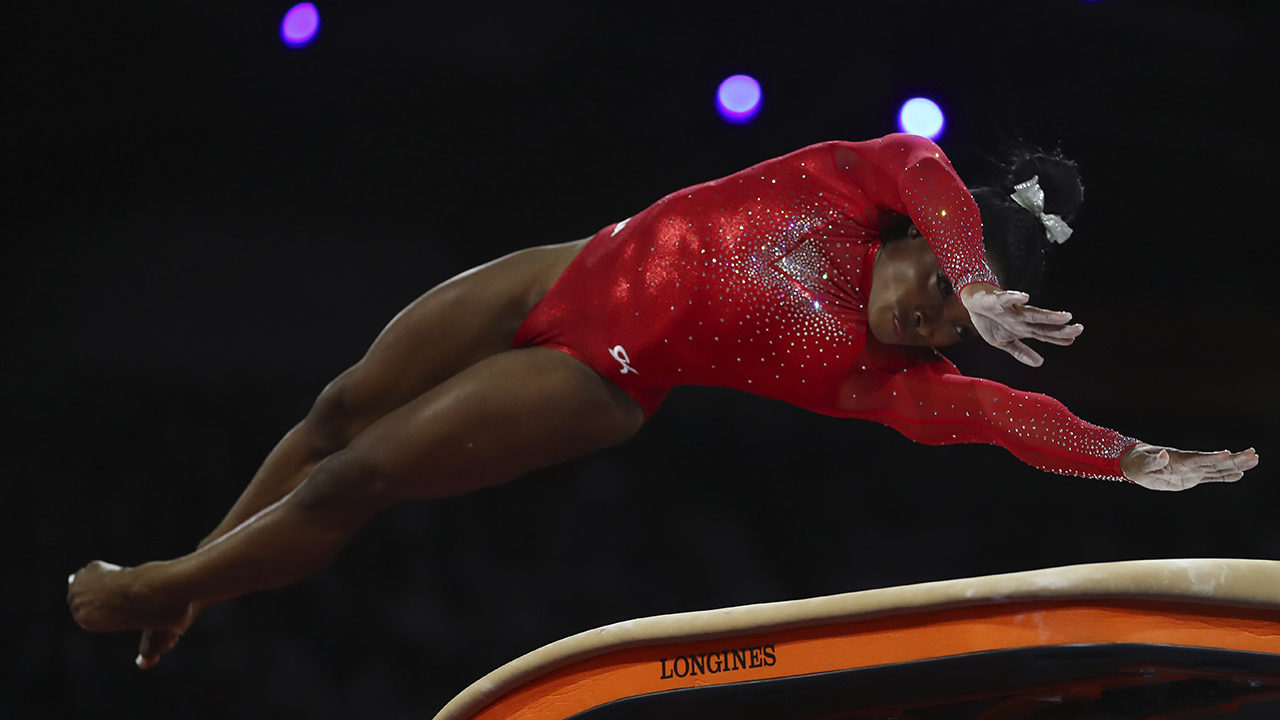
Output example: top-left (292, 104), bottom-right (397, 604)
top-left (836, 344), bottom-right (1137, 481)
top-left (514, 134), bottom-right (1134, 480)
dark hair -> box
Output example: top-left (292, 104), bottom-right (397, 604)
top-left (970, 147), bottom-right (1084, 293)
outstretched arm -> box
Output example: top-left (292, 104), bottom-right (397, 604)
top-left (836, 351), bottom-right (1259, 486)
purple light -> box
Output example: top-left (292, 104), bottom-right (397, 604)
top-left (280, 3), bottom-right (320, 48)
top-left (897, 97), bottom-right (945, 139)
top-left (716, 74), bottom-right (762, 124)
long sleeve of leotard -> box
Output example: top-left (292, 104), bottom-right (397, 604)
top-left (835, 352), bottom-right (1139, 480)
top-left (826, 134), bottom-right (1000, 291)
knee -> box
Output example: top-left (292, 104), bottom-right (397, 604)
top-left (291, 450), bottom-right (394, 519)
top-left (303, 374), bottom-right (364, 455)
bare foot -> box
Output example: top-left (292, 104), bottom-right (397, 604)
top-left (67, 560), bottom-right (192, 633)
top-left (136, 601), bottom-right (208, 669)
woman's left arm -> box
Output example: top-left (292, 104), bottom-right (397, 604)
top-left (837, 355), bottom-right (1259, 487)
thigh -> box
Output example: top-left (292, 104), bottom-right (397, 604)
top-left (339, 348), bottom-right (644, 501)
top-left (318, 238), bottom-right (588, 439)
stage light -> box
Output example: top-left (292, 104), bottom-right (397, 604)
top-left (897, 97), bottom-right (945, 139)
top-left (717, 75), bottom-right (762, 124)
top-left (281, 3), bottom-right (320, 48)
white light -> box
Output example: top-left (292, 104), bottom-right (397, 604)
top-left (897, 97), bottom-right (945, 139)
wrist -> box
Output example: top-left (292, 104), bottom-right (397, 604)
top-left (1119, 442), bottom-right (1154, 481)
top-left (127, 561), bottom-right (197, 628)
top-left (960, 282), bottom-right (998, 302)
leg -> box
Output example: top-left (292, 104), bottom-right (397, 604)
top-left (199, 238), bottom-right (587, 548)
top-left (133, 239), bottom-right (586, 665)
top-left (69, 348), bottom-right (643, 631)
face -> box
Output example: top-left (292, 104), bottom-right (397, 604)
top-left (867, 228), bottom-right (977, 347)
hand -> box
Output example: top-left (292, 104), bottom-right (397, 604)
top-left (960, 283), bottom-right (1083, 367)
top-left (1121, 444), bottom-right (1259, 491)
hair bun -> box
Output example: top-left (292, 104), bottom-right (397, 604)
top-left (1007, 150), bottom-right (1083, 222)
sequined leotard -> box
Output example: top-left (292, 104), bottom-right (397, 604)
top-left (514, 134), bottom-right (1137, 480)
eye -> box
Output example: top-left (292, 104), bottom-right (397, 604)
top-left (936, 271), bottom-right (953, 297)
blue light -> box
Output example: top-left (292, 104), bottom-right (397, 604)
top-left (281, 3), bottom-right (320, 48)
top-left (716, 74), bottom-right (762, 124)
top-left (897, 97), bottom-right (945, 139)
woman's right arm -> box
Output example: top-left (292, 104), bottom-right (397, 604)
top-left (828, 135), bottom-right (1077, 366)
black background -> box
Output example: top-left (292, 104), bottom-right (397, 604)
top-left (7, 1), bottom-right (1279, 717)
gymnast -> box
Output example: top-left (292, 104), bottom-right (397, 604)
top-left (67, 133), bottom-right (1259, 668)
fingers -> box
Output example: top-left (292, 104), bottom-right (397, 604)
top-left (1198, 469), bottom-right (1246, 484)
top-left (988, 290), bottom-right (1071, 325)
top-left (1175, 448), bottom-right (1258, 470)
top-left (993, 288), bottom-right (1034, 304)
top-left (966, 290), bottom-right (1082, 357)
top-left (1233, 447), bottom-right (1260, 471)
top-left (1014, 305), bottom-right (1073, 326)
top-left (1180, 450), bottom-right (1230, 468)
top-left (1002, 340), bottom-right (1044, 367)
top-left (1166, 447), bottom-right (1259, 485)
top-left (1203, 448), bottom-right (1259, 477)
top-left (1028, 322), bottom-right (1085, 347)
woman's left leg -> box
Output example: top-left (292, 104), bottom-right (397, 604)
top-left (68, 347), bottom-right (644, 632)
top-left (196, 238), bottom-right (589, 552)
top-left (128, 239), bottom-right (590, 665)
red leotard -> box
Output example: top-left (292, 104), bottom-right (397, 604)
top-left (514, 134), bottom-right (1137, 480)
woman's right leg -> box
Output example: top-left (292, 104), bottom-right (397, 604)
top-left (135, 238), bottom-right (587, 665)
top-left (198, 238), bottom-right (588, 549)
top-left (69, 347), bottom-right (645, 635)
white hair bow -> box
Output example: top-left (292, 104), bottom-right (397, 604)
top-left (1009, 175), bottom-right (1074, 244)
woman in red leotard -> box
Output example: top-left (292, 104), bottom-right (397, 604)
top-left (67, 134), bottom-right (1259, 668)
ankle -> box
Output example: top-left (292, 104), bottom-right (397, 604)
top-left (127, 562), bottom-right (192, 623)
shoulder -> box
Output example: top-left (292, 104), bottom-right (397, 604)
top-left (822, 133), bottom-right (944, 156)
top-left (810, 134), bottom-right (953, 177)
